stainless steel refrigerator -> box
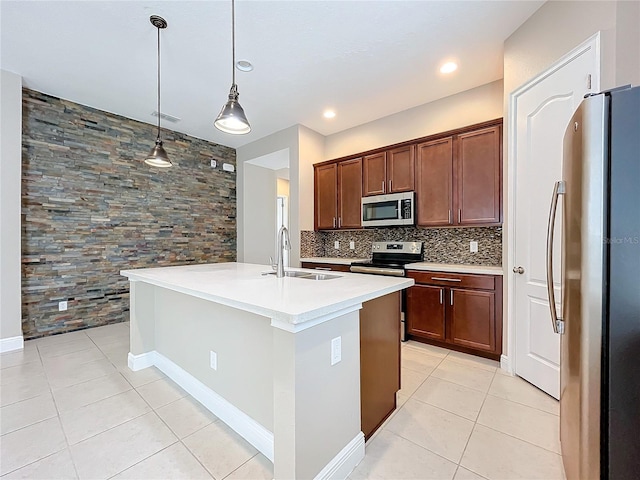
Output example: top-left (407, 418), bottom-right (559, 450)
top-left (546, 85), bottom-right (640, 480)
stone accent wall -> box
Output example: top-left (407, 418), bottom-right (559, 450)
top-left (21, 89), bottom-right (236, 339)
top-left (300, 227), bottom-right (502, 266)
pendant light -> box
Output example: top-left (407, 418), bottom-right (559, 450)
top-left (214, 0), bottom-right (251, 135)
top-left (145, 15), bottom-right (172, 168)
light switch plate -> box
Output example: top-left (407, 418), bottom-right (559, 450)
top-left (58, 301), bottom-right (67, 311)
top-left (210, 159), bottom-right (217, 168)
top-left (222, 163), bottom-right (235, 172)
top-left (470, 241), bottom-right (478, 253)
top-left (331, 336), bottom-right (342, 365)
top-left (334, 241), bottom-right (340, 250)
top-left (349, 241), bottom-right (355, 250)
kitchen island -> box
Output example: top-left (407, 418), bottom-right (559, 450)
top-left (121, 262), bottom-right (413, 480)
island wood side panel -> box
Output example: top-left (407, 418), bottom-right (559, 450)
top-left (360, 291), bottom-right (401, 440)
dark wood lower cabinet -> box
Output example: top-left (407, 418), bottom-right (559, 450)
top-left (406, 284), bottom-right (445, 341)
top-left (300, 261), bottom-right (351, 272)
top-left (360, 292), bottom-right (401, 440)
top-left (406, 271), bottom-right (502, 360)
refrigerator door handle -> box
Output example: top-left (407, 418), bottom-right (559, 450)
top-left (546, 180), bottom-right (565, 334)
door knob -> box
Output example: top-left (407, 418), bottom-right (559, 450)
top-left (513, 266), bottom-right (525, 274)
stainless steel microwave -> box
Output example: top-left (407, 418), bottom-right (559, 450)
top-left (361, 192), bottom-right (415, 227)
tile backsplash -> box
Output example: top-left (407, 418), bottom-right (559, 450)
top-left (300, 227), bottom-right (502, 266)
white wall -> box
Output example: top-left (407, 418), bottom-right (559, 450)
top-left (324, 80), bottom-right (504, 160)
top-left (236, 126), bottom-right (299, 264)
top-left (297, 126), bottom-right (325, 233)
top-left (0, 70), bottom-right (23, 351)
top-left (502, 0), bottom-right (640, 364)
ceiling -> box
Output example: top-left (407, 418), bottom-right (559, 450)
top-left (1, 1), bottom-right (543, 149)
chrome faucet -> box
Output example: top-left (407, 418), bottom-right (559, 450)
top-left (275, 225), bottom-right (291, 278)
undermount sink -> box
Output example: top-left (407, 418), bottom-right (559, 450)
top-left (262, 271), bottom-right (341, 280)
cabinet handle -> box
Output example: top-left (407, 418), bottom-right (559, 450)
top-left (458, 209), bottom-right (462, 223)
top-left (338, 217), bottom-right (341, 228)
top-left (439, 289), bottom-right (443, 304)
top-left (315, 267), bottom-right (331, 271)
top-left (448, 210), bottom-right (451, 224)
top-left (431, 277), bottom-right (461, 282)
top-left (450, 291), bottom-right (454, 306)
top-left (333, 217), bottom-right (336, 228)
top-left (382, 181), bottom-right (385, 193)
top-left (389, 179), bottom-right (392, 192)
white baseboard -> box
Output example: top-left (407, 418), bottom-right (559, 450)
top-left (128, 351), bottom-right (156, 371)
top-left (128, 349), bottom-right (274, 462)
top-left (500, 354), bottom-right (514, 375)
top-left (0, 336), bottom-right (24, 353)
top-left (314, 432), bottom-right (365, 480)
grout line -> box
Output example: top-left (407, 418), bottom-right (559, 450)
top-left (475, 422), bottom-right (562, 456)
top-left (221, 452), bottom-right (261, 479)
top-left (104, 440), bottom-right (181, 480)
top-left (484, 391), bottom-right (559, 416)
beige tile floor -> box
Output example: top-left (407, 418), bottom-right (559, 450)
top-left (0, 323), bottom-right (564, 479)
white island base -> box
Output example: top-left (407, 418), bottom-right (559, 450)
top-left (122, 263), bottom-right (412, 480)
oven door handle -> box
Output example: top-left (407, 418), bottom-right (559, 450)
top-left (349, 265), bottom-right (405, 277)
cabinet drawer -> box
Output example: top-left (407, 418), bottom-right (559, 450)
top-left (407, 270), bottom-right (495, 290)
top-left (301, 262), bottom-right (352, 272)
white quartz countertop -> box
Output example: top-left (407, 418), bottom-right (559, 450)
top-left (300, 257), bottom-right (368, 265)
top-left (121, 262), bottom-right (413, 326)
top-left (404, 262), bottom-right (504, 276)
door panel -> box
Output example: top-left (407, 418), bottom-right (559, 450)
top-left (338, 158), bottom-right (362, 229)
top-left (416, 138), bottom-right (453, 226)
top-left (513, 39), bottom-right (598, 399)
top-left (406, 285), bottom-right (445, 341)
top-left (387, 146), bottom-right (415, 193)
top-left (314, 163), bottom-right (337, 230)
top-left (456, 126), bottom-right (501, 224)
top-left (450, 288), bottom-right (495, 352)
top-left (363, 152), bottom-right (386, 196)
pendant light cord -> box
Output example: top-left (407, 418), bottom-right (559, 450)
top-left (157, 24), bottom-right (161, 141)
top-left (232, 0), bottom-right (236, 86)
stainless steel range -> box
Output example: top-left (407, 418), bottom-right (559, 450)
top-left (350, 241), bottom-right (423, 277)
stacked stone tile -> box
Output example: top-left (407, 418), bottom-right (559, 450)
top-left (300, 227), bottom-right (502, 266)
top-left (21, 89), bottom-right (236, 339)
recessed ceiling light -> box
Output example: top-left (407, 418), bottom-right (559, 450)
top-left (440, 62), bottom-right (458, 74)
top-left (323, 110), bottom-right (336, 119)
top-left (236, 60), bottom-right (253, 72)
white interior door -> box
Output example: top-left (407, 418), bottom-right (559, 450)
top-left (511, 36), bottom-right (599, 399)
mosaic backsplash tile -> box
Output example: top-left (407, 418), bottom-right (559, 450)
top-left (300, 227), bottom-right (502, 266)
top-left (21, 89), bottom-right (237, 339)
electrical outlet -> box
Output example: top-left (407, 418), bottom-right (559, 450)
top-left (470, 241), bottom-right (478, 253)
top-left (222, 163), bottom-right (235, 172)
top-left (331, 336), bottom-right (342, 365)
top-left (58, 301), bottom-right (68, 311)
top-left (209, 351), bottom-right (218, 370)
top-left (334, 241), bottom-right (340, 250)
top-left (349, 241), bottom-right (355, 250)
top-left (210, 159), bottom-right (217, 168)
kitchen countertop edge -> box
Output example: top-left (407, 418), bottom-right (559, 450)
top-left (300, 257), bottom-right (368, 265)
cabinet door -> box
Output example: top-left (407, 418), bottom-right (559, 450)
top-left (362, 152), bottom-right (387, 196)
top-left (416, 137), bottom-right (453, 226)
top-left (456, 126), bottom-right (501, 224)
top-left (314, 163), bottom-right (337, 230)
top-left (406, 285), bottom-right (446, 341)
top-left (387, 146), bottom-right (415, 193)
top-left (449, 288), bottom-right (496, 352)
top-left (338, 158), bottom-right (362, 229)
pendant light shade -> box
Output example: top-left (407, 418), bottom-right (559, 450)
top-left (214, 0), bottom-right (251, 135)
top-left (145, 15), bottom-right (172, 168)
top-left (214, 84), bottom-right (251, 134)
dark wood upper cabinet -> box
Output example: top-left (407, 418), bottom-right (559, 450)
top-left (314, 158), bottom-right (362, 230)
top-left (337, 158), bottom-right (363, 229)
top-left (416, 137), bottom-right (453, 226)
top-left (363, 147), bottom-right (415, 196)
top-left (314, 163), bottom-right (338, 230)
top-left (387, 146), bottom-right (415, 193)
top-left (362, 152), bottom-right (387, 196)
top-left (456, 126), bottom-right (502, 225)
